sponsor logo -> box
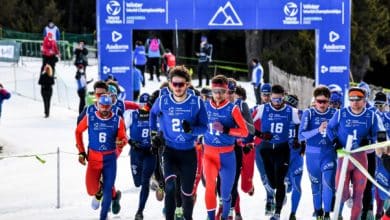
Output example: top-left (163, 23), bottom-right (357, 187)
top-left (284, 2), bottom-right (298, 17)
top-left (320, 65), bottom-right (347, 74)
top-left (106, 0), bottom-right (121, 15)
top-left (283, 2), bottom-right (299, 25)
top-left (329, 31), bottom-right (340, 42)
top-left (103, 66), bottom-right (110, 74)
top-left (105, 0), bottom-right (123, 24)
top-left (209, 1), bottom-right (243, 26)
top-left (111, 31), bottom-right (122, 42)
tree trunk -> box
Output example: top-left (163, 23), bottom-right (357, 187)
top-left (351, 54), bottom-right (370, 82)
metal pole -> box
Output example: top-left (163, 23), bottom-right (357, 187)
top-left (333, 135), bottom-right (353, 219)
top-left (56, 147), bottom-right (60, 209)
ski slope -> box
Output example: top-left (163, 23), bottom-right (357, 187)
top-left (0, 58), bottom-right (353, 219)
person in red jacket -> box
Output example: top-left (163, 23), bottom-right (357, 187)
top-left (162, 49), bottom-right (176, 77)
top-left (41, 32), bottom-right (60, 74)
top-left (76, 94), bottom-right (127, 220)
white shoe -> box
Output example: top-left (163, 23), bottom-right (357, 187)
top-left (91, 196), bottom-right (101, 210)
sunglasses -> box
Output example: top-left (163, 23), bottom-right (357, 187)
top-left (271, 97), bottom-right (283, 104)
top-left (349, 98), bottom-right (363, 102)
top-left (316, 99), bottom-right (329, 104)
top-left (171, 82), bottom-right (186, 88)
top-left (212, 88), bottom-right (227, 94)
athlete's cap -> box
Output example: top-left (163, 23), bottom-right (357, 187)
top-left (108, 85), bottom-right (118, 96)
top-left (98, 94), bottom-right (112, 106)
top-left (201, 36), bottom-right (207, 41)
top-left (374, 92), bottom-right (387, 105)
top-left (139, 93), bottom-right (150, 104)
top-left (261, 83), bottom-right (271, 94)
top-left (348, 87), bottom-right (365, 100)
top-left (330, 92), bottom-right (342, 104)
top-left (228, 80), bottom-right (236, 92)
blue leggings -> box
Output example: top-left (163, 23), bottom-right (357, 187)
top-left (130, 148), bottom-right (157, 213)
top-left (286, 149), bottom-right (303, 214)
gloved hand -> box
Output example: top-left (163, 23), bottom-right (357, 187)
top-left (381, 154), bottom-right (390, 173)
top-left (78, 152), bottom-right (87, 165)
top-left (292, 138), bottom-right (301, 149)
top-left (300, 141), bottom-right (306, 155)
top-left (212, 121), bottom-right (230, 134)
top-left (182, 120), bottom-right (192, 133)
top-left (242, 143), bottom-right (254, 154)
top-left (333, 138), bottom-right (343, 150)
top-left (359, 138), bottom-right (370, 147)
top-left (254, 130), bottom-right (273, 141)
top-left (128, 139), bottom-right (141, 149)
top-left (377, 131), bottom-right (387, 142)
top-left (151, 131), bottom-right (164, 155)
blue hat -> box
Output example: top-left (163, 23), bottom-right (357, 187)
top-left (139, 93), bottom-right (150, 103)
top-left (228, 81), bottom-right (236, 92)
top-left (328, 84), bottom-right (342, 94)
top-left (358, 81), bottom-right (371, 98)
top-left (330, 92), bottom-right (342, 104)
top-left (108, 85), bottom-right (118, 96)
top-left (261, 83), bottom-right (271, 93)
top-left (201, 36), bottom-right (207, 41)
top-left (98, 94), bottom-right (112, 106)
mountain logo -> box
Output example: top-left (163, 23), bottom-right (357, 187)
top-left (208, 1), bottom-right (243, 26)
top-left (106, 0), bottom-right (121, 16)
top-left (111, 31), bottom-right (122, 42)
top-left (284, 2), bottom-right (298, 17)
top-left (329, 31), bottom-right (340, 43)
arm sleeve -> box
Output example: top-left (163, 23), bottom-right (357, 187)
top-left (326, 110), bottom-right (340, 142)
top-left (116, 118), bottom-right (128, 149)
top-left (75, 115), bottom-right (88, 153)
top-left (228, 106), bottom-right (249, 138)
top-left (124, 101), bottom-right (140, 110)
top-left (241, 102), bottom-right (255, 135)
top-left (190, 99), bottom-right (208, 136)
top-left (149, 97), bottom-right (160, 131)
top-left (298, 109), bottom-right (319, 141)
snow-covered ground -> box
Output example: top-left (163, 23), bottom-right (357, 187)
top-left (0, 58), bottom-right (352, 219)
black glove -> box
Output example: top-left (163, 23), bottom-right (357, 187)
top-left (333, 138), bottom-right (343, 150)
top-left (382, 154), bottom-right (390, 173)
top-left (128, 139), bottom-right (141, 149)
top-left (151, 131), bottom-right (164, 155)
top-left (300, 141), bottom-right (306, 155)
top-left (254, 130), bottom-right (273, 141)
top-left (182, 120), bottom-right (192, 133)
top-left (292, 138), bottom-right (301, 149)
top-left (359, 138), bottom-right (370, 147)
top-left (78, 152), bottom-right (87, 165)
top-left (377, 131), bottom-right (387, 142)
top-left (242, 144), bottom-right (253, 154)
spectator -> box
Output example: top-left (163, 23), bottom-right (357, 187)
top-left (145, 34), bottom-right (164, 82)
top-left (74, 40), bottom-right (88, 74)
top-left (196, 36), bottom-right (213, 88)
top-left (0, 83), bottom-right (11, 119)
top-left (75, 65), bottom-right (93, 114)
top-left (43, 19), bottom-right (60, 42)
top-left (134, 40), bottom-right (147, 87)
top-left (133, 67), bottom-right (143, 101)
top-left (162, 48), bottom-right (176, 78)
top-left (41, 32), bottom-right (60, 74)
top-left (251, 58), bottom-right (264, 105)
top-left (38, 64), bottom-right (55, 118)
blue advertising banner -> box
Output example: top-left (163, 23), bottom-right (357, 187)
top-left (258, 0), bottom-right (347, 29)
top-left (97, 0), bottom-right (351, 101)
top-left (98, 28), bottom-right (133, 99)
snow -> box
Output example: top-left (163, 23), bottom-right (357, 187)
top-left (0, 58), bottom-right (352, 220)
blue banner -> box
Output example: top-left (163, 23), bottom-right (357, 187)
top-left (97, 0), bottom-right (351, 101)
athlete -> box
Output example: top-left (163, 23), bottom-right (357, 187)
top-left (125, 93), bottom-right (156, 220)
top-left (298, 86), bottom-right (337, 220)
top-left (149, 66), bottom-right (208, 220)
top-left (327, 87), bottom-right (382, 220)
top-left (75, 94), bottom-right (127, 220)
top-left (203, 75), bottom-right (248, 220)
top-left (252, 84), bottom-right (300, 220)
